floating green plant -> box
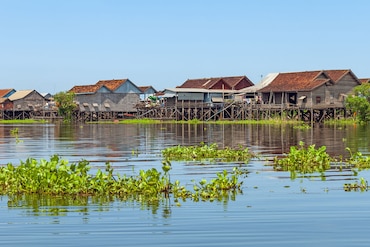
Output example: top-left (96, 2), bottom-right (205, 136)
top-left (273, 141), bottom-right (333, 175)
top-left (0, 155), bottom-right (244, 203)
top-left (191, 167), bottom-right (246, 202)
top-left (345, 148), bottom-right (370, 170)
top-left (162, 142), bottom-right (255, 163)
top-left (344, 177), bottom-right (369, 192)
top-left (10, 128), bottom-right (23, 144)
top-left (293, 124), bottom-right (311, 130)
top-left (272, 142), bottom-right (370, 180)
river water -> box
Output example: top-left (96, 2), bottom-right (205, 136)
top-left (0, 122), bottom-right (369, 247)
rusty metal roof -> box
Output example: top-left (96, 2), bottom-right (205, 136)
top-left (0, 89), bottom-right (15, 98)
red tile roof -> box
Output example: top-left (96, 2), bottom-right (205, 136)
top-left (258, 71), bottom-right (331, 92)
top-left (95, 79), bottom-right (128, 91)
top-left (178, 76), bottom-right (253, 90)
top-left (359, 78), bottom-right (370, 83)
top-left (257, 69), bottom-right (361, 93)
top-left (324, 69), bottom-right (356, 82)
top-left (69, 79), bottom-right (129, 93)
top-left (138, 86), bottom-right (155, 93)
top-left (69, 85), bottom-right (100, 94)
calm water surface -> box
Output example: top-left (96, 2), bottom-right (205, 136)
top-left (0, 123), bottom-right (370, 247)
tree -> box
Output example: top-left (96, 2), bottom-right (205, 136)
top-left (345, 83), bottom-right (370, 122)
top-left (53, 91), bottom-right (77, 122)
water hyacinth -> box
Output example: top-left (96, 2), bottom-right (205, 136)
top-left (273, 141), bottom-right (333, 174)
top-left (161, 142), bottom-right (255, 163)
top-left (0, 155), bottom-right (244, 203)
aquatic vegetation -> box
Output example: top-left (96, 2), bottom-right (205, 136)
top-left (344, 177), bottom-right (369, 192)
top-left (272, 142), bottom-right (370, 181)
top-left (293, 124), bottom-right (311, 130)
top-left (0, 155), bottom-right (244, 203)
top-left (345, 147), bottom-right (370, 170)
top-left (162, 142), bottom-right (255, 163)
top-left (117, 118), bottom-right (163, 124)
top-left (273, 141), bottom-right (333, 174)
top-left (0, 119), bottom-right (47, 124)
top-left (191, 167), bottom-right (246, 202)
top-left (10, 128), bottom-right (23, 144)
top-left (93, 118), bottom-right (305, 125)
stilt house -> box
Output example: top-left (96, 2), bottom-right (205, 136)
top-left (257, 70), bottom-right (361, 108)
top-left (69, 79), bottom-right (142, 114)
top-left (163, 76), bottom-right (254, 106)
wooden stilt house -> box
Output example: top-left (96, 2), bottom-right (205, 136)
top-left (257, 70), bottom-right (361, 108)
top-left (69, 79), bottom-right (142, 120)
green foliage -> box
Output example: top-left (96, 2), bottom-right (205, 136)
top-left (345, 83), bottom-right (370, 122)
top-left (293, 124), bottom-right (311, 130)
top-left (54, 91), bottom-right (77, 122)
top-left (117, 118), bottom-right (162, 124)
top-left (273, 141), bottom-right (333, 176)
top-left (345, 147), bottom-right (370, 170)
top-left (10, 128), bottom-right (23, 144)
top-left (344, 177), bottom-right (369, 192)
top-left (191, 167), bottom-right (246, 202)
top-left (0, 156), bottom-right (245, 203)
top-left (272, 143), bottom-right (370, 180)
top-left (0, 119), bottom-right (47, 124)
top-left (352, 83), bottom-right (370, 100)
top-left (162, 142), bottom-right (255, 163)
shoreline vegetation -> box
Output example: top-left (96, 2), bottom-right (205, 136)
top-left (0, 119), bottom-right (48, 124)
top-left (0, 118), bottom-right (359, 126)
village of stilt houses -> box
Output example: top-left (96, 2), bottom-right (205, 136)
top-left (1, 69), bottom-right (369, 123)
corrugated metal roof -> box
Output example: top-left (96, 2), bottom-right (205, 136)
top-left (8, 90), bottom-right (34, 101)
top-left (238, 73), bottom-right (279, 93)
top-left (0, 98), bottom-right (9, 103)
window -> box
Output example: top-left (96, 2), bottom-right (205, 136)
top-left (316, 96), bottom-right (321, 104)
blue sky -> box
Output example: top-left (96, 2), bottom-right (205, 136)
top-left (1, 0), bottom-right (369, 93)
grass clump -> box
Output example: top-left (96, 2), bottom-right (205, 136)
top-left (161, 142), bottom-right (255, 163)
